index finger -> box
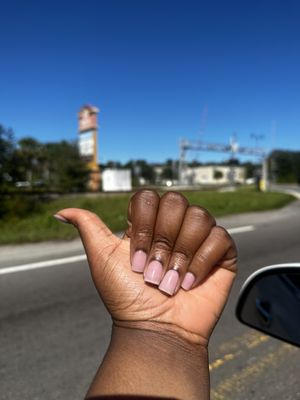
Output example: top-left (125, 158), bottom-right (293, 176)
top-left (127, 190), bottom-right (160, 272)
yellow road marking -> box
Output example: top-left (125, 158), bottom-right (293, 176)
top-left (209, 331), bottom-right (269, 372)
top-left (216, 330), bottom-right (269, 353)
top-left (209, 352), bottom-right (238, 371)
top-left (211, 343), bottom-right (296, 400)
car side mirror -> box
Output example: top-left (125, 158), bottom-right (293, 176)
top-left (236, 264), bottom-right (300, 347)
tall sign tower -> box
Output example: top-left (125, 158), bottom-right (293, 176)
top-left (78, 104), bottom-right (100, 191)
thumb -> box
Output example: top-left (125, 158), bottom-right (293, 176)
top-left (54, 208), bottom-right (119, 266)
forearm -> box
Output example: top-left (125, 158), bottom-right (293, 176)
top-left (86, 324), bottom-right (210, 400)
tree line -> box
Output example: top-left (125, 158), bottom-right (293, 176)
top-left (1, 123), bottom-right (299, 194)
top-left (269, 150), bottom-right (300, 184)
top-left (0, 124), bottom-right (88, 192)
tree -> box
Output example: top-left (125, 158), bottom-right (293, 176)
top-left (13, 137), bottom-right (89, 191)
top-left (105, 160), bottom-right (123, 169)
top-left (226, 158), bottom-right (240, 166)
top-left (0, 121), bottom-right (91, 193)
top-left (213, 169), bottom-right (223, 181)
top-left (44, 140), bottom-right (89, 191)
top-left (188, 159), bottom-right (202, 167)
top-left (124, 160), bottom-right (155, 185)
top-left (270, 150), bottom-right (300, 183)
top-left (161, 159), bottom-right (178, 181)
top-left (15, 137), bottom-right (43, 185)
top-left (243, 161), bottom-right (258, 179)
top-left (0, 125), bottom-right (15, 188)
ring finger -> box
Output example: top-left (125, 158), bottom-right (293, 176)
top-left (158, 205), bottom-right (215, 295)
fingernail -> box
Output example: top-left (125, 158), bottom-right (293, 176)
top-left (132, 250), bottom-right (147, 273)
top-left (144, 260), bottom-right (163, 285)
top-left (159, 269), bottom-right (179, 296)
top-left (53, 214), bottom-right (70, 224)
top-left (181, 272), bottom-right (196, 291)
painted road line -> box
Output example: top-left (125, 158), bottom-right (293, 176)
top-left (211, 343), bottom-right (296, 400)
top-left (209, 331), bottom-right (269, 372)
top-left (0, 225), bottom-right (254, 275)
top-left (0, 254), bottom-right (87, 275)
top-left (228, 225), bottom-right (255, 234)
top-left (217, 330), bottom-right (269, 354)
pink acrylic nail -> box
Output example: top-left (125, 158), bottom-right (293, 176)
top-left (132, 250), bottom-right (147, 273)
top-left (181, 272), bottom-right (196, 291)
top-left (53, 214), bottom-right (70, 224)
top-left (159, 269), bottom-right (179, 296)
top-left (144, 260), bottom-right (163, 285)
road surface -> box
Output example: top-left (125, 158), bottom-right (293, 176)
top-left (1, 200), bottom-right (300, 399)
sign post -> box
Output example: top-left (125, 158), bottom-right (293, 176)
top-left (78, 105), bottom-right (100, 191)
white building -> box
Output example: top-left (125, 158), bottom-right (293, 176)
top-left (182, 165), bottom-right (245, 185)
top-left (102, 169), bottom-right (132, 192)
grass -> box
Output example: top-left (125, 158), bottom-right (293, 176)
top-left (0, 188), bottom-right (295, 245)
top-left (182, 188), bottom-right (295, 217)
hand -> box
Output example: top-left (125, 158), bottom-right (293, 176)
top-left (55, 190), bottom-right (237, 346)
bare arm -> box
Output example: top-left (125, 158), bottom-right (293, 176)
top-left (87, 325), bottom-right (209, 400)
top-left (55, 190), bottom-right (237, 400)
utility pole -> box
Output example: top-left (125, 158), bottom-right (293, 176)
top-left (179, 139), bottom-right (187, 185)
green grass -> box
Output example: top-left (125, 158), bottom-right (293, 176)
top-left (182, 188), bottom-right (295, 217)
top-left (0, 189), bottom-right (295, 244)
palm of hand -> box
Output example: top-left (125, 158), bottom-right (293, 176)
top-left (57, 191), bottom-right (237, 346)
top-left (90, 238), bottom-right (235, 345)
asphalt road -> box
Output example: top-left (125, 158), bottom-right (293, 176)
top-left (1, 200), bottom-right (300, 400)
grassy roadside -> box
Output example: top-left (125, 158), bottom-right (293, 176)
top-left (0, 189), bottom-right (295, 245)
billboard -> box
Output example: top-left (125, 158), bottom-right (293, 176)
top-left (78, 130), bottom-right (94, 157)
top-left (78, 105), bottom-right (99, 132)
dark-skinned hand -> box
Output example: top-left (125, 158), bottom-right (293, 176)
top-left (55, 190), bottom-right (237, 346)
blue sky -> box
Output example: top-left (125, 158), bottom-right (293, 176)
top-left (1, 0), bottom-right (300, 163)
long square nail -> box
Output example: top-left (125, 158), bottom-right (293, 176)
top-left (132, 250), bottom-right (147, 273)
top-left (159, 269), bottom-right (179, 296)
top-left (144, 260), bottom-right (163, 285)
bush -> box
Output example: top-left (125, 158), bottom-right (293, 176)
top-left (0, 194), bottom-right (43, 220)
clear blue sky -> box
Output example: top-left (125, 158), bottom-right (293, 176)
top-left (1, 0), bottom-right (300, 164)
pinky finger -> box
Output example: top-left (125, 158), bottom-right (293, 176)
top-left (181, 226), bottom-right (237, 290)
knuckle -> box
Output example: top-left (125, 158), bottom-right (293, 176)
top-left (161, 191), bottom-right (188, 208)
top-left (188, 205), bottom-right (215, 226)
top-left (134, 225), bottom-right (154, 239)
top-left (194, 251), bottom-right (209, 265)
top-left (172, 249), bottom-right (191, 263)
top-left (212, 226), bottom-right (232, 243)
top-left (152, 233), bottom-right (174, 250)
top-left (132, 189), bottom-right (160, 206)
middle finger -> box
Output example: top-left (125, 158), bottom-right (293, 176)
top-left (143, 191), bottom-right (188, 285)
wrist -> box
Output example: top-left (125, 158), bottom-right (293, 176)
top-left (114, 317), bottom-right (209, 347)
top-left (87, 324), bottom-right (209, 400)
top-left (113, 319), bottom-right (208, 357)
